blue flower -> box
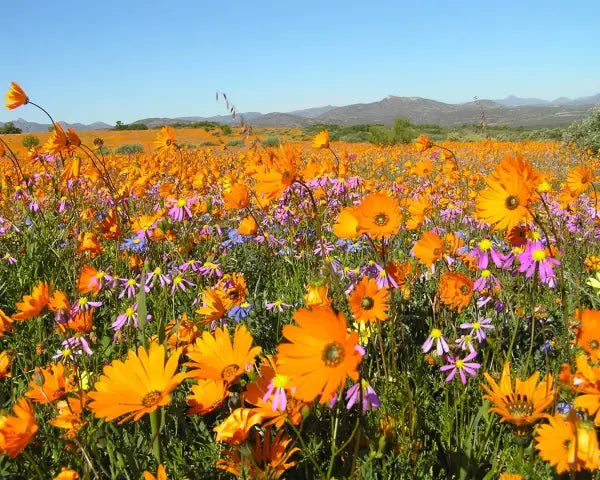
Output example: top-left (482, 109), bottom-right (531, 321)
top-left (228, 303), bottom-right (253, 322)
top-left (120, 234), bottom-right (148, 253)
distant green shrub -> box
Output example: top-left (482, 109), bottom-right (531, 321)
top-left (115, 144), bottom-right (143, 155)
top-left (563, 105), bottom-right (600, 154)
top-left (200, 141), bottom-right (217, 146)
top-left (261, 136), bottom-right (281, 147)
top-left (226, 139), bottom-right (244, 147)
top-left (219, 125), bottom-right (233, 135)
top-left (22, 135), bottom-right (40, 148)
top-left (340, 132), bottom-right (370, 143)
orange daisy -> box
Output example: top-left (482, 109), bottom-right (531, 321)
top-left (567, 166), bottom-right (593, 195)
top-left (481, 362), bottom-right (554, 436)
top-left (213, 408), bottom-right (264, 444)
top-left (217, 430), bottom-right (299, 479)
top-left (26, 363), bottom-right (75, 404)
top-left (44, 123), bottom-right (69, 156)
top-left (0, 351), bottom-right (13, 380)
top-left (187, 379), bottom-right (228, 415)
top-left (0, 397), bottom-right (38, 458)
top-left (438, 272), bottom-right (473, 312)
top-left (476, 174), bottom-right (533, 231)
top-left (576, 309), bottom-right (600, 362)
top-left (0, 309), bottom-right (15, 336)
top-left (5, 82), bottom-right (29, 110)
top-left (332, 206), bottom-right (360, 239)
top-left (413, 231), bottom-right (443, 266)
top-left (223, 184), bottom-right (249, 210)
top-left (12, 281), bottom-right (50, 321)
top-left (354, 192), bottom-right (401, 239)
top-left (53, 467), bottom-right (79, 480)
top-left (348, 276), bottom-right (389, 323)
top-left (535, 412), bottom-right (600, 474)
top-left (276, 306), bottom-right (362, 404)
top-left (312, 130), bottom-right (330, 149)
top-left (88, 342), bottom-right (186, 423)
top-left (143, 464), bottom-right (167, 480)
top-left (238, 215), bottom-right (257, 235)
top-left (414, 134), bottom-right (432, 152)
top-left (153, 126), bottom-right (177, 156)
top-left (185, 325), bottom-right (262, 384)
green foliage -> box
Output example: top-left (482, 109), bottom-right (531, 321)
top-left (563, 105), bottom-right (600, 154)
top-left (219, 124), bottom-right (233, 135)
top-left (0, 122), bottom-right (21, 134)
top-left (21, 135), bottom-right (40, 148)
top-left (113, 121), bottom-right (148, 131)
top-left (115, 143), bottom-right (144, 154)
top-left (225, 139), bottom-right (244, 147)
top-left (261, 135), bottom-right (281, 147)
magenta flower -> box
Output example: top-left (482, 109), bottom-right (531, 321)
top-left (473, 269), bottom-right (501, 292)
top-left (167, 197), bottom-right (194, 222)
top-left (261, 374), bottom-right (292, 412)
top-left (266, 300), bottom-right (292, 313)
top-left (468, 238), bottom-right (504, 269)
top-left (518, 240), bottom-right (560, 287)
top-left (112, 303), bottom-right (139, 331)
top-left (345, 379), bottom-right (380, 414)
top-left (440, 351), bottom-right (480, 384)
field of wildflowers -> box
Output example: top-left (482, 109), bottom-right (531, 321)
top-left (1, 82), bottom-right (600, 479)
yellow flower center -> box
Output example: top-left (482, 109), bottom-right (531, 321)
top-left (455, 359), bottom-right (465, 369)
top-left (173, 276), bottom-right (182, 285)
top-left (481, 269), bottom-right (491, 278)
top-left (153, 268), bottom-right (161, 275)
top-left (96, 271), bottom-right (105, 279)
top-left (273, 374), bottom-right (289, 389)
top-left (141, 390), bottom-right (163, 408)
top-left (78, 297), bottom-right (88, 306)
top-left (221, 364), bottom-right (240, 381)
top-left (177, 199), bottom-right (186, 207)
top-left (126, 307), bottom-right (135, 316)
top-left (62, 348), bottom-right (72, 358)
top-left (472, 322), bottom-right (481, 330)
top-left (479, 239), bottom-right (492, 251)
top-left (532, 249), bottom-right (546, 262)
top-left (431, 328), bottom-right (442, 339)
top-left (127, 279), bottom-right (136, 287)
top-left (322, 341), bottom-right (345, 367)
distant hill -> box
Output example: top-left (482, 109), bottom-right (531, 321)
top-left (0, 118), bottom-right (111, 134)
top-left (2, 93), bottom-right (599, 132)
top-left (288, 105), bottom-right (337, 118)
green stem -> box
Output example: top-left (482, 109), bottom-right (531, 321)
top-left (149, 410), bottom-right (161, 464)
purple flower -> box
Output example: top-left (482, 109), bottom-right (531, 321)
top-left (459, 317), bottom-right (494, 343)
top-left (266, 300), bottom-right (292, 313)
top-left (468, 238), bottom-right (504, 270)
top-left (440, 352), bottom-right (481, 384)
top-left (345, 380), bottom-right (380, 414)
top-left (422, 328), bottom-right (449, 355)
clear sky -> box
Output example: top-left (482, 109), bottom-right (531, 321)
top-left (2, 0), bottom-right (599, 125)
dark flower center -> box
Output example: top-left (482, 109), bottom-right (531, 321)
top-left (506, 393), bottom-right (534, 418)
top-left (361, 297), bottom-right (375, 310)
top-left (221, 364), bottom-right (240, 381)
top-left (322, 341), bottom-right (345, 367)
top-left (142, 390), bottom-right (163, 408)
top-left (590, 340), bottom-right (599, 350)
top-left (505, 195), bottom-right (519, 210)
top-left (375, 213), bottom-right (389, 226)
top-left (459, 284), bottom-right (471, 295)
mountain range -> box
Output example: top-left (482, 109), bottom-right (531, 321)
top-left (2, 94), bottom-right (598, 133)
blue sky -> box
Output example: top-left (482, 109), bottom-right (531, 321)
top-left (2, 0), bottom-right (599, 124)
